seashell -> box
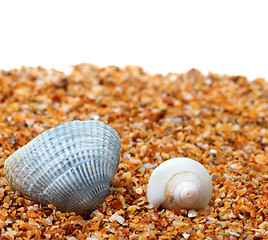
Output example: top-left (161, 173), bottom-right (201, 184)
top-left (146, 157), bottom-right (212, 211)
top-left (4, 120), bottom-right (121, 215)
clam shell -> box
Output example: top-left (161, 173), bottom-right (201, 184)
top-left (4, 120), bottom-right (121, 214)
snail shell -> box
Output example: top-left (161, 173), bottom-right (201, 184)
top-left (146, 157), bottom-right (212, 211)
top-left (4, 120), bottom-right (121, 215)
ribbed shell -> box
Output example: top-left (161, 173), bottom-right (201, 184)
top-left (4, 120), bottom-right (121, 215)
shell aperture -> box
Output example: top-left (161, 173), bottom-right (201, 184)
top-left (4, 120), bottom-right (121, 215)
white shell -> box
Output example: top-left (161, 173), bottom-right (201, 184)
top-left (4, 120), bottom-right (121, 214)
top-left (146, 157), bottom-right (213, 211)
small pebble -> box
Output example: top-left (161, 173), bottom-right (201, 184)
top-left (188, 209), bottom-right (198, 218)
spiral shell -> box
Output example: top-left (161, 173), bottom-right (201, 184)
top-left (146, 157), bottom-right (213, 211)
top-left (4, 120), bottom-right (121, 215)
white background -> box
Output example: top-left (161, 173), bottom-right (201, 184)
top-left (0, 0), bottom-right (268, 80)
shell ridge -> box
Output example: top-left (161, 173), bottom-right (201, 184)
top-left (69, 184), bottom-right (110, 213)
top-left (17, 135), bottom-right (119, 185)
top-left (40, 160), bottom-right (113, 202)
top-left (45, 168), bottom-right (81, 205)
top-left (21, 142), bottom-right (119, 195)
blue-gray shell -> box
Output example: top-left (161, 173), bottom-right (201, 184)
top-left (4, 120), bottom-right (121, 214)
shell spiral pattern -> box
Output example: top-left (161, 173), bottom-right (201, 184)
top-left (4, 120), bottom-right (121, 215)
top-left (147, 158), bottom-right (212, 211)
